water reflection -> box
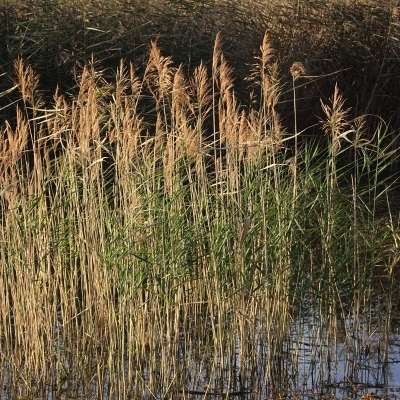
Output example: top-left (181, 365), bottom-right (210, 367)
top-left (1, 310), bottom-right (400, 400)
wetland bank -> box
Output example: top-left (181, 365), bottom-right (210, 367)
top-left (1, 0), bottom-right (400, 398)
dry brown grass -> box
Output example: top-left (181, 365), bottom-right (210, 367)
top-left (0, 30), bottom-right (398, 399)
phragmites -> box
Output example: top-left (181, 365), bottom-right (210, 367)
top-left (1, 32), bottom-right (397, 400)
top-left (290, 61), bottom-right (307, 81)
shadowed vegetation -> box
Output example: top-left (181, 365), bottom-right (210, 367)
top-left (0, 0), bottom-right (399, 399)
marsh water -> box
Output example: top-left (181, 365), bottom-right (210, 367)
top-left (177, 312), bottom-right (400, 400)
top-left (1, 301), bottom-right (400, 400)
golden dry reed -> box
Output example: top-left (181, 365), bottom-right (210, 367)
top-left (0, 34), bottom-right (397, 399)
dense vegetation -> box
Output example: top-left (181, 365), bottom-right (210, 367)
top-left (0, 0), bottom-right (399, 399)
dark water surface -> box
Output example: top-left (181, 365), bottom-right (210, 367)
top-left (3, 311), bottom-right (400, 400)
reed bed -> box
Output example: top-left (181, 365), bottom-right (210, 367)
top-left (0, 30), bottom-right (399, 399)
top-left (1, 0), bottom-right (399, 130)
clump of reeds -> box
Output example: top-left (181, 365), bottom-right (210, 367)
top-left (0, 32), bottom-right (398, 399)
top-left (1, 0), bottom-right (399, 140)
